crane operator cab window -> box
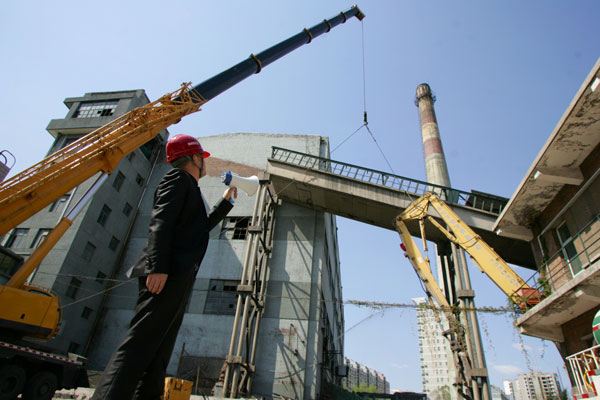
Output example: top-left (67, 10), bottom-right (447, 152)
top-left (0, 246), bottom-right (24, 285)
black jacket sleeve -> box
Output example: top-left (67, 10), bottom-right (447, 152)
top-left (207, 198), bottom-right (234, 231)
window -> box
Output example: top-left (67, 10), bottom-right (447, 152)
top-left (204, 280), bottom-right (238, 315)
top-left (82, 242), bottom-right (96, 262)
top-left (556, 222), bottom-right (583, 275)
top-left (73, 101), bottom-right (118, 118)
top-left (66, 277), bottom-right (82, 298)
top-left (135, 174), bottom-right (144, 187)
top-left (96, 271), bottom-right (106, 284)
top-left (30, 229), bottom-right (51, 249)
top-left (97, 204), bottom-right (112, 227)
top-left (4, 228), bottom-right (29, 248)
top-left (49, 194), bottom-right (69, 212)
top-left (108, 236), bottom-right (120, 251)
top-left (112, 171), bottom-right (125, 192)
top-left (81, 307), bottom-right (93, 320)
top-left (123, 202), bottom-right (133, 217)
top-left (219, 217), bottom-right (251, 240)
top-left (68, 342), bottom-right (80, 353)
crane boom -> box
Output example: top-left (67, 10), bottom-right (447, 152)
top-left (0, 6), bottom-right (365, 342)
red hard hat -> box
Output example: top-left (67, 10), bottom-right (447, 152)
top-left (166, 135), bottom-right (210, 163)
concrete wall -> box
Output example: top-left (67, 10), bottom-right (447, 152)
top-left (87, 132), bottom-right (345, 399)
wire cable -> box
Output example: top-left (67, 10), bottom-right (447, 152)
top-left (330, 123), bottom-right (366, 154)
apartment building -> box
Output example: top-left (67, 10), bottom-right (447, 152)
top-left (344, 357), bottom-right (390, 394)
top-left (493, 58), bottom-right (600, 398)
top-left (504, 372), bottom-right (561, 400)
top-left (413, 297), bottom-right (457, 400)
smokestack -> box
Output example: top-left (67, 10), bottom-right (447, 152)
top-left (415, 83), bottom-right (451, 187)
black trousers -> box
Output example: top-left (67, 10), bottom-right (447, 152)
top-left (92, 267), bottom-right (196, 400)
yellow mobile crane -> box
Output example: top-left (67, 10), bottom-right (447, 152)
top-left (0, 7), bottom-right (364, 399)
top-left (395, 192), bottom-right (542, 400)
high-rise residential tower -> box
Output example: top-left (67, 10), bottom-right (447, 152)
top-left (412, 297), bottom-right (456, 400)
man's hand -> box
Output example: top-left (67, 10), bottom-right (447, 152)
top-left (146, 273), bottom-right (168, 294)
top-left (223, 187), bottom-right (238, 201)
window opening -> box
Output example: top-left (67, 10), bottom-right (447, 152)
top-left (109, 236), bottom-right (120, 251)
top-left (96, 271), bottom-right (106, 283)
top-left (66, 277), bottom-right (82, 299)
top-left (0, 248), bottom-right (23, 285)
top-left (49, 194), bottom-right (70, 213)
top-left (73, 101), bottom-right (118, 118)
top-left (219, 217), bottom-right (251, 240)
top-left (204, 279), bottom-right (238, 315)
top-left (4, 228), bottom-right (29, 248)
top-left (113, 171), bottom-right (125, 192)
top-left (30, 229), bottom-right (51, 249)
top-left (81, 307), bottom-right (93, 319)
top-left (123, 202), bottom-right (133, 217)
top-left (82, 242), bottom-right (96, 262)
top-left (98, 204), bottom-right (112, 227)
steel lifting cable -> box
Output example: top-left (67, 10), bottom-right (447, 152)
top-left (331, 21), bottom-right (396, 176)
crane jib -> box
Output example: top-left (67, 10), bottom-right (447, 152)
top-left (178, 6), bottom-right (365, 103)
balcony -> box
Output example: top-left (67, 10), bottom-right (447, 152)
top-left (566, 344), bottom-right (600, 399)
top-left (514, 216), bottom-right (600, 341)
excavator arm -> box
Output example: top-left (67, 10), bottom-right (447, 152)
top-left (396, 192), bottom-right (542, 309)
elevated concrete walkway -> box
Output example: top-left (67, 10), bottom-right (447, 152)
top-left (266, 147), bottom-right (535, 269)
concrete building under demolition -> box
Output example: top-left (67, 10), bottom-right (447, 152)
top-left (1, 90), bottom-right (346, 399)
top-left (1, 90), bottom-right (166, 354)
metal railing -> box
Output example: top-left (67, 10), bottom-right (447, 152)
top-left (515, 216), bottom-right (600, 313)
top-left (566, 344), bottom-right (600, 397)
top-left (270, 147), bottom-right (508, 215)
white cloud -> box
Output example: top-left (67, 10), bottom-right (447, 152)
top-left (391, 363), bottom-right (409, 369)
top-left (512, 342), bottom-right (533, 352)
top-left (493, 364), bottom-right (523, 376)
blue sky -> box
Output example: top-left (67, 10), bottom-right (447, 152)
top-left (2, 0), bottom-right (598, 394)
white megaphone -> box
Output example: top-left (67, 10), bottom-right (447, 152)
top-left (221, 171), bottom-right (259, 196)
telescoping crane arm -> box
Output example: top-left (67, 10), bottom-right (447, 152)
top-left (0, 6), bottom-right (364, 339)
top-left (395, 192), bottom-right (542, 309)
top-left (0, 5), bottom-right (365, 237)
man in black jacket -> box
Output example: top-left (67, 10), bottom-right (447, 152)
top-left (92, 135), bottom-right (237, 400)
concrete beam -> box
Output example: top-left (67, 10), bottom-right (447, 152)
top-left (267, 159), bottom-right (537, 268)
top-left (533, 167), bottom-right (584, 186)
top-left (518, 324), bottom-right (564, 342)
top-left (574, 285), bottom-right (600, 301)
top-left (495, 225), bottom-right (534, 241)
